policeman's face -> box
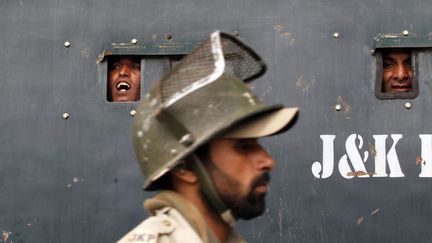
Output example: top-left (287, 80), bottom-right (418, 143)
top-left (108, 56), bottom-right (141, 102)
top-left (382, 49), bottom-right (413, 93)
top-left (207, 138), bottom-right (276, 219)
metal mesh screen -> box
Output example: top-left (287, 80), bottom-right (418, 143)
top-left (158, 32), bottom-right (266, 107)
top-left (159, 38), bottom-right (215, 105)
top-left (220, 35), bottom-right (265, 82)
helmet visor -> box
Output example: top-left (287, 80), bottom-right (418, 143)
top-left (219, 107), bottom-right (299, 138)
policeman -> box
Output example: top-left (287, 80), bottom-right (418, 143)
top-left (118, 31), bottom-right (299, 243)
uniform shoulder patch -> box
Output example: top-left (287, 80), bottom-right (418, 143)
top-left (117, 220), bottom-right (159, 243)
top-left (117, 208), bottom-right (179, 243)
top-left (118, 228), bottom-right (158, 243)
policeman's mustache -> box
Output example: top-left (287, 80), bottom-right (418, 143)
top-left (251, 172), bottom-right (270, 189)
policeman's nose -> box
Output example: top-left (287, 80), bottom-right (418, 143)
top-left (256, 148), bottom-right (276, 171)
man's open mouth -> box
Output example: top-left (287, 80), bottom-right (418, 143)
top-left (116, 81), bottom-right (131, 92)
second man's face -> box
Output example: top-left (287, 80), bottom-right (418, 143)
top-left (108, 56), bottom-right (141, 102)
top-left (382, 49), bottom-right (413, 93)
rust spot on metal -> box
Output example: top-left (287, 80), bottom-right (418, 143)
top-left (371, 208), bottom-right (380, 215)
top-left (273, 24), bottom-right (295, 45)
top-left (336, 96), bottom-right (351, 113)
top-left (347, 171), bottom-right (375, 177)
top-left (416, 156), bottom-right (423, 165)
top-left (347, 171), bottom-right (368, 177)
top-left (356, 217), bottom-right (364, 225)
top-left (280, 32), bottom-right (295, 45)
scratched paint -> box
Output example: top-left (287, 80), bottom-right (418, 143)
top-left (296, 75), bottom-right (316, 93)
top-left (368, 142), bottom-right (378, 158)
top-left (371, 208), bottom-right (380, 215)
top-left (80, 48), bottom-right (90, 58)
top-left (67, 177), bottom-right (84, 188)
top-left (273, 24), bottom-right (284, 32)
top-left (260, 86), bottom-right (273, 98)
top-left (356, 217), bottom-right (364, 226)
top-left (273, 24), bottom-right (295, 46)
top-left (2, 231), bottom-right (11, 242)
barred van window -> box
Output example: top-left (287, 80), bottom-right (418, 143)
top-left (107, 55), bottom-right (142, 102)
top-left (375, 48), bottom-right (418, 100)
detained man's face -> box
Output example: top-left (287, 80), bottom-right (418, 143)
top-left (108, 56), bottom-right (141, 102)
top-left (382, 49), bottom-right (413, 93)
top-left (206, 139), bottom-right (276, 219)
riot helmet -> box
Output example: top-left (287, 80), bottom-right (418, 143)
top-left (133, 31), bottom-right (298, 224)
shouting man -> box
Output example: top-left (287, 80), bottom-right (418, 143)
top-left (108, 55), bottom-right (141, 102)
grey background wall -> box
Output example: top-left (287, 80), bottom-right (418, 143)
top-left (1, 0), bottom-right (432, 242)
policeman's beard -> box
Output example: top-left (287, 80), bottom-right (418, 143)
top-left (221, 172), bottom-right (270, 220)
top-left (205, 161), bottom-right (270, 220)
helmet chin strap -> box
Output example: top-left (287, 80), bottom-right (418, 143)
top-left (189, 153), bottom-right (236, 227)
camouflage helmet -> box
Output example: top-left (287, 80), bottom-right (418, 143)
top-left (133, 31), bottom-right (298, 190)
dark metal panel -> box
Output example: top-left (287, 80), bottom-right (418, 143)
top-left (1, 0), bottom-right (432, 242)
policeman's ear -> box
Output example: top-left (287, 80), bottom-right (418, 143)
top-left (171, 160), bottom-right (198, 184)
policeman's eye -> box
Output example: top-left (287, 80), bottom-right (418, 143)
top-left (234, 139), bottom-right (258, 153)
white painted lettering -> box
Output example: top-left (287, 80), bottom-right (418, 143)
top-left (338, 134), bottom-right (369, 178)
top-left (373, 134), bottom-right (405, 177)
top-left (419, 134), bottom-right (432, 177)
top-left (312, 135), bottom-right (336, 178)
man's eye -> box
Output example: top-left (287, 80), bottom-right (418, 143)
top-left (234, 140), bottom-right (257, 152)
top-left (404, 60), bottom-right (412, 67)
top-left (131, 64), bottom-right (141, 70)
top-left (383, 62), bottom-right (392, 69)
top-left (110, 64), bottom-right (120, 70)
